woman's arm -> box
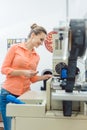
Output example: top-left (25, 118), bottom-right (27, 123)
top-left (1, 44), bottom-right (38, 78)
top-left (10, 69), bottom-right (38, 77)
top-left (30, 74), bottom-right (52, 83)
top-left (1, 44), bottom-right (17, 75)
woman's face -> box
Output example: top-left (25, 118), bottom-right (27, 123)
top-left (31, 32), bottom-right (46, 48)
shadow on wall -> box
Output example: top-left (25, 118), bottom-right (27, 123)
top-left (41, 69), bottom-right (52, 91)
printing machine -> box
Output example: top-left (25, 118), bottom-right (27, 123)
top-left (7, 19), bottom-right (87, 130)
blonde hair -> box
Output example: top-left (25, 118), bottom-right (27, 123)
top-left (28, 23), bottom-right (47, 38)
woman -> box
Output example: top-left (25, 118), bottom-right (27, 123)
top-left (0, 23), bottom-right (52, 130)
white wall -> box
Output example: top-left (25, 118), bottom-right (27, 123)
top-left (0, 0), bottom-right (87, 90)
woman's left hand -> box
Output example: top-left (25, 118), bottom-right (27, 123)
top-left (43, 74), bottom-right (52, 80)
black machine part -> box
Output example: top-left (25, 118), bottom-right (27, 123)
top-left (41, 69), bottom-right (52, 90)
top-left (65, 19), bottom-right (87, 93)
top-left (63, 19), bottom-right (87, 116)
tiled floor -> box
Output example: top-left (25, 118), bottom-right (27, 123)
top-left (0, 122), bottom-right (3, 127)
top-left (0, 114), bottom-right (4, 130)
top-left (0, 128), bottom-right (4, 130)
top-left (0, 122), bottom-right (4, 130)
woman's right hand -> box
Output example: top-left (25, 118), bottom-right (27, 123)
top-left (23, 70), bottom-right (38, 77)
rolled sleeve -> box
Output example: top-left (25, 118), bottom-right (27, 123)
top-left (1, 44), bottom-right (17, 75)
top-left (30, 75), bottom-right (39, 83)
top-left (1, 67), bottom-right (14, 75)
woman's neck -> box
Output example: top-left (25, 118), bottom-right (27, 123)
top-left (25, 41), bottom-right (33, 51)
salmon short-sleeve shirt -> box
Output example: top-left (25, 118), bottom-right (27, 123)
top-left (1, 43), bottom-right (40, 96)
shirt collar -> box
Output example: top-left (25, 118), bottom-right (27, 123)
top-left (18, 43), bottom-right (36, 53)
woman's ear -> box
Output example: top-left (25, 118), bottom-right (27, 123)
top-left (31, 32), bottom-right (35, 38)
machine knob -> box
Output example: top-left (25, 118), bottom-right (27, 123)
top-left (55, 62), bottom-right (67, 74)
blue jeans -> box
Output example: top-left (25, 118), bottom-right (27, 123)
top-left (1, 88), bottom-right (11, 130)
top-left (1, 88), bottom-right (12, 130)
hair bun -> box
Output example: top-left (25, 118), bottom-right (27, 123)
top-left (31, 23), bottom-right (38, 30)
